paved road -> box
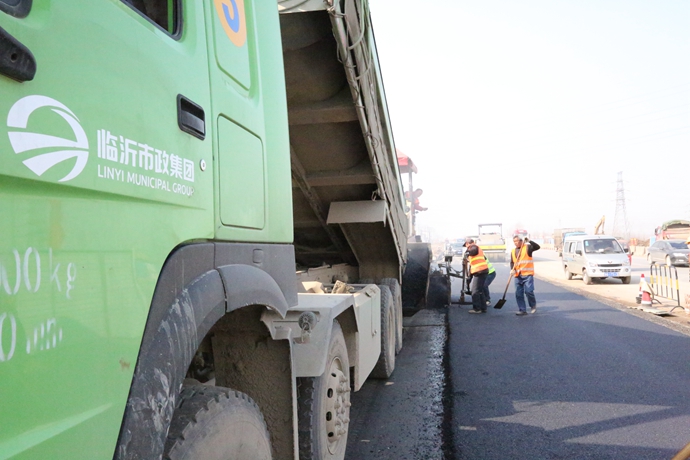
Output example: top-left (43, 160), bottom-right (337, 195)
top-left (449, 266), bottom-right (690, 459)
top-left (345, 258), bottom-right (690, 459)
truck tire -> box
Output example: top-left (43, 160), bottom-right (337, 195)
top-left (297, 320), bottom-right (350, 460)
top-left (164, 385), bottom-right (272, 460)
top-left (370, 285), bottom-right (396, 379)
top-left (402, 242), bottom-right (432, 313)
top-left (380, 278), bottom-right (403, 354)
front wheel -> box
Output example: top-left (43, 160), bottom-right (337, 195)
top-left (620, 276), bottom-right (631, 284)
top-left (583, 270), bottom-right (593, 285)
top-left (297, 320), bottom-right (350, 460)
top-left (164, 386), bottom-right (272, 460)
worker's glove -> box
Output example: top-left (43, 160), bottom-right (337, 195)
top-left (510, 270), bottom-right (516, 275)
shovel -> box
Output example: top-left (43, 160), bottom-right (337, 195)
top-left (493, 273), bottom-right (513, 309)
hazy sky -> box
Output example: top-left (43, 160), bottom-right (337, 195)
top-left (369, 0), bottom-right (689, 241)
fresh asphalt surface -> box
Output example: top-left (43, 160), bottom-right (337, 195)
top-left (346, 262), bottom-right (690, 459)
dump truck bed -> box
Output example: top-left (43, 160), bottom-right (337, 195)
top-left (279, 2), bottom-right (407, 280)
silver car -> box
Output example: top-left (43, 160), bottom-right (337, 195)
top-left (646, 239), bottom-right (690, 266)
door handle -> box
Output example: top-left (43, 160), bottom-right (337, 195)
top-left (0, 25), bottom-right (36, 82)
top-left (177, 94), bottom-right (205, 140)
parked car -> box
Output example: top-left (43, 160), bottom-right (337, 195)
top-left (450, 242), bottom-right (465, 256)
top-left (562, 234), bottom-right (632, 284)
top-left (646, 239), bottom-right (690, 266)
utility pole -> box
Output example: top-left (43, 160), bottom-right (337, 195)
top-left (612, 171), bottom-right (630, 240)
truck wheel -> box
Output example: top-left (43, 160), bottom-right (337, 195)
top-left (164, 385), bottom-right (272, 460)
top-left (380, 278), bottom-right (403, 354)
top-left (621, 276), bottom-right (631, 284)
top-left (564, 266), bottom-right (573, 280)
top-left (297, 320), bottom-right (350, 460)
top-left (370, 285), bottom-right (396, 379)
top-left (402, 243), bottom-right (432, 313)
top-left (582, 270), bottom-right (593, 285)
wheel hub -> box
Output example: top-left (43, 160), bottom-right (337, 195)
top-left (325, 356), bottom-right (350, 454)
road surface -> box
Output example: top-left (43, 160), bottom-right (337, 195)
top-left (345, 252), bottom-right (690, 459)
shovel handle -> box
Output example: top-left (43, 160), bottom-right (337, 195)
top-left (501, 272), bottom-right (514, 300)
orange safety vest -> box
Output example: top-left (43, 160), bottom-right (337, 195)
top-left (468, 246), bottom-right (489, 274)
top-left (512, 244), bottom-right (534, 276)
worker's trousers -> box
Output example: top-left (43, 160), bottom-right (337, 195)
top-left (514, 274), bottom-right (536, 312)
top-left (470, 271), bottom-right (488, 312)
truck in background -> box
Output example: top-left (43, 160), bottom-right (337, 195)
top-left (654, 220), bottom-right (690, 241)
top-left (477, 223), bottom-right (507, 262)
top-left (554, 227), bottom-right (586, 256)
top-left (513, 229), bottom-right (530, 241)
top-left (0, 1), bottom-right (430, 459)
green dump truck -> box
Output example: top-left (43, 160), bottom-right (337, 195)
top-left (0, 1), bottom-right (429, 458)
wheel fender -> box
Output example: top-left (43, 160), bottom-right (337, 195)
top-left (115, 269), bottom-right (225, 460)
top-left (116, 265), bottom-right (290, 459)
top-left (218, 264), bottom-right (289, 317)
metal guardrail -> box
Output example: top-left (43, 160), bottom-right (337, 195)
top-left (649, 263), bottom-right (683, 311)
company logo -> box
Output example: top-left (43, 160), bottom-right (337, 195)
top-left (214, 0), bottom-right (247, 47)
top-left (7, 95), bottom-right (89, 182)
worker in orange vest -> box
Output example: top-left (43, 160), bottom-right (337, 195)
top-left (511, 235), bottom-right (540, 316)
top-left (465, 238), bottom-right (490, 314)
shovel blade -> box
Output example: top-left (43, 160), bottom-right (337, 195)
top-left (494, 298), bottom-right (507, 309)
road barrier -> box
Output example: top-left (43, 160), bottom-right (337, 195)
top-left (649, 263), bottom-right (683, 311)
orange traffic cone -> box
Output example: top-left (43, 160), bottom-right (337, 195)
top-left (639, 273), bottom-right (652, 306)
top-left (641, 290), bottom-right (652, 306)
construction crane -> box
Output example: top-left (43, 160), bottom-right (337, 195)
top-left (594, 215), bottom-right (606, 235)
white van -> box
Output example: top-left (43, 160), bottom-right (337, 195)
top-left (562, 235), bottom-right (632, 284)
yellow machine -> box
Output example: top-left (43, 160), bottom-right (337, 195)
top-left (477, 223), bottom-right (507, 262)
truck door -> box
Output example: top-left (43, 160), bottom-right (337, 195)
top-left (203, 0), bottom-right (292, 242)
top-left (0, 2), bottom-right (212, 458)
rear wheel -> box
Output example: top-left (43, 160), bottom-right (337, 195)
top-left (380, 278), bottom-right (403, 354)
top-left (583, 270), bottom-right (593, 285)
top-left (297, 320), bottom-right (350, 460)
top-left (370, 285), bottom-right (396, 379)
top-left (564, 266), bottom-right (573, 280)
top-left (164, 386), bottom-right (272, 460)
